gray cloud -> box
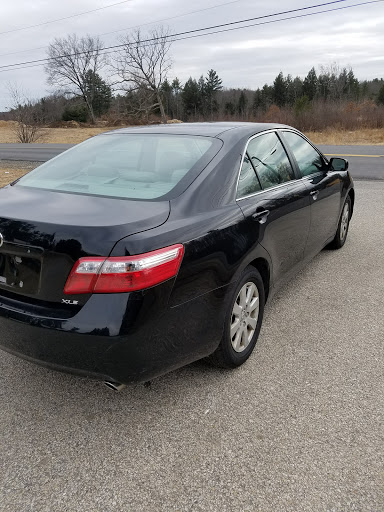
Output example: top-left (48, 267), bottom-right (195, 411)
top-left (0, 0), bottom-right (383, 110)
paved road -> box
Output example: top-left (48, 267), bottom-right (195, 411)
top-left (320, 144), bottom-right (384, 180)
top-left (0, 180), bottom-right (383, 512)
top-left (0, 143), bottom-right (73, 162)
top-left (0, 143), bottom-right (383, 180)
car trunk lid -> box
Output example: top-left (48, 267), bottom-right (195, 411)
top-left (0, 185), bottom-right (170, 305)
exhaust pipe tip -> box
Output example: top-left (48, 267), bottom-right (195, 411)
top-left (104, 381), bottom-right (126, 392)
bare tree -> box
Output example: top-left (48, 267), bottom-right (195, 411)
top-left (124, 85), bottom-right (160, 122)
top-left (112, 27), bottom-right (172, 124)
top-left (7, 83), bottom-right (44, 143)
top-left (45, 34), bottom-right (107, 124)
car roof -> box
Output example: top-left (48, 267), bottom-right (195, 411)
top-left (100, 122), bottom-right (292, 138)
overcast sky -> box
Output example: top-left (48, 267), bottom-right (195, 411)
top-left (0, 0), bottom-right (383, 110)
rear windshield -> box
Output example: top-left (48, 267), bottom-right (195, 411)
top-left (16, 133), bottom-right (220, 200)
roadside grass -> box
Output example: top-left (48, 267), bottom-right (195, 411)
top-left (0, 123), bottom-right (383, 188)
top-left (0, 123), bottom-right (383, 190)
top-left (305, 128), bottom-right (384, 145)
top-left (0, 125), bottom-right (114, 144)
top-left (0, 122), bottom-right (383, 145)
top-left (0, 168), bottom-right (29, 187)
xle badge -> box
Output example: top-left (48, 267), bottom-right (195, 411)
top-left (62, 299), bottom-right (79, 305)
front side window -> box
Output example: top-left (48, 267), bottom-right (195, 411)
top-left (237, 154), bottom-right (261, 198)
top-left (283, 131), bottom-right (327, 177)
top-left (16, 134), bottom-right (218, 200)
top-left (246, 132), bottom-right (295, 190)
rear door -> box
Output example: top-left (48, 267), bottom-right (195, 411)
top-left (236, 131), bottom-right (311, 289)
top-left (280, 130), bottom-right (342, 258)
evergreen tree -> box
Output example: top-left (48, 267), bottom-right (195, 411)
top-left (253, 85), bottom-right (273, 112)
top-left (377, 84), bottom-right (384, 105)
top-left (160, 79), bottom-right (173, 117)
top-left (224, 101), bottom-right (236, 116)
top-left (198, 75), bottom-right (207, 116)
top-left (205, 69), bottom-right (222, 92)
top-left (303, 67), bottom-right (318, 101)
top-left (272, 72), bottom-right (287, 107)
top-left (261, 84), bottom-right (273, 109)
top-left (182, 77), bottom-right (201, 117)
top-left (294, 95), bottom-right (311, 116)
top-left (252, 88), bottom-right (263, 113)
top-left (360, 81), bottom-right (369, 99)
top-left (337, 68), bottom-right (349, 99)
top-left (172, 77), bottom-right (182, 94)
top-left (83, 70), bottom-right (112, 117)
top-left (285, 74), bottom-right (294, 105)
top-left (205, 69), bottom-right (223, 118)
top-left (171, 78), bottom-right (182, 118)
top-left (346, 69), bottom-right (359, 99)
top-left (62, 104), bottom-right (89, 123)
top-left (290, 76), bottom-right (304, 104)
top-left (318, 73), bottom-right (331, 100)
top-left (237, 90), bottom-right (248, 117)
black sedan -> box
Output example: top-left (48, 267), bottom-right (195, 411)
top-left (0, 123), bottom-right (354, 389)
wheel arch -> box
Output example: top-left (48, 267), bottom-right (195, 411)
top-left (248, 257), bottom-right (271, 302)
top-left (348, 188), bottom-right (355, 217)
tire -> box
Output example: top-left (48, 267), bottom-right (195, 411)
top-left (329, 196), bottom-right (352, 249)
top-left (209, 266), bottom-right (265, 368)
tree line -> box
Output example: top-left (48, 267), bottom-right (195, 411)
top-left (2, 29), bottom-right (384, 141)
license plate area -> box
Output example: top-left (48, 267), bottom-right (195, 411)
top-left (0, 243), bottom-right (42, 295)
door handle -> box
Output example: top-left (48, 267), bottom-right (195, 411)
top-left (252, 209), bottom-right (270, 224)
top-left (310, 190), bottom-right (319, 200)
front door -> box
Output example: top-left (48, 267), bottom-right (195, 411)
top-left (280, 130), bottom-right (341, 257)
top-left (236, 131), bottom-right (311, 289)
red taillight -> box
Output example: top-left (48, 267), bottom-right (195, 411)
top-left (64, 244), bottom-right (184, 295)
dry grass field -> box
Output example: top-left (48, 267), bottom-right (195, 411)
top-left (0, 121), bottom-right (114, 144)
top-left (0, 121), bottom-right (383, 188)
top-left (0, 120), bottom-right (383, 145)
top-left (306, 127), bottom-right (384, 145)
top-left (0, 160), bottom-right (40, 187)
top-left (0, 168), bottom-right (30, 187)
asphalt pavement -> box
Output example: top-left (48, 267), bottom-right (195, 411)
top-left (0, 142), bottom-right (383, 180)
top-left (320, 144), bottom-right (384, 180)
top-left (0, 143), bottom-right (73, 162)
top-left (0, 179), bottom-right (383, 512)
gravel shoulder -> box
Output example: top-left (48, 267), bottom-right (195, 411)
top-left (0, 181), bottom-right (383, 512)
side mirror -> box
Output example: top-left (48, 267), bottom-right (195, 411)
top-left (329, 157), bottom-right (348, 172)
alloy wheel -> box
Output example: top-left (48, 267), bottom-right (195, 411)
top-left (340, 203), bottom-right (350, 241)
top-left (230, 281), bottom-right (259, 353)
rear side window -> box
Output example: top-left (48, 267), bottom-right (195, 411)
top-left (246, 132), bottom-right (295, 190)
top-left (283, 131), bottom-right (327, 176)
top-left (237, 154), bottom-right (261, 198)
top-left (17, 134), bottom-right (218, 200)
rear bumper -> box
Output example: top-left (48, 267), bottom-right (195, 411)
top-left (0, 285), bottom-right (231, 384)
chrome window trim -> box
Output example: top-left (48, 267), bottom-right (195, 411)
top-left (237, 172), bottom-right (328, 202)
top-left (236, 180), bottom-right (292, 201)
top-left (300, 172), bottom-right (325, 181)
top-left (235, 129), bottom-right (297, 201)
